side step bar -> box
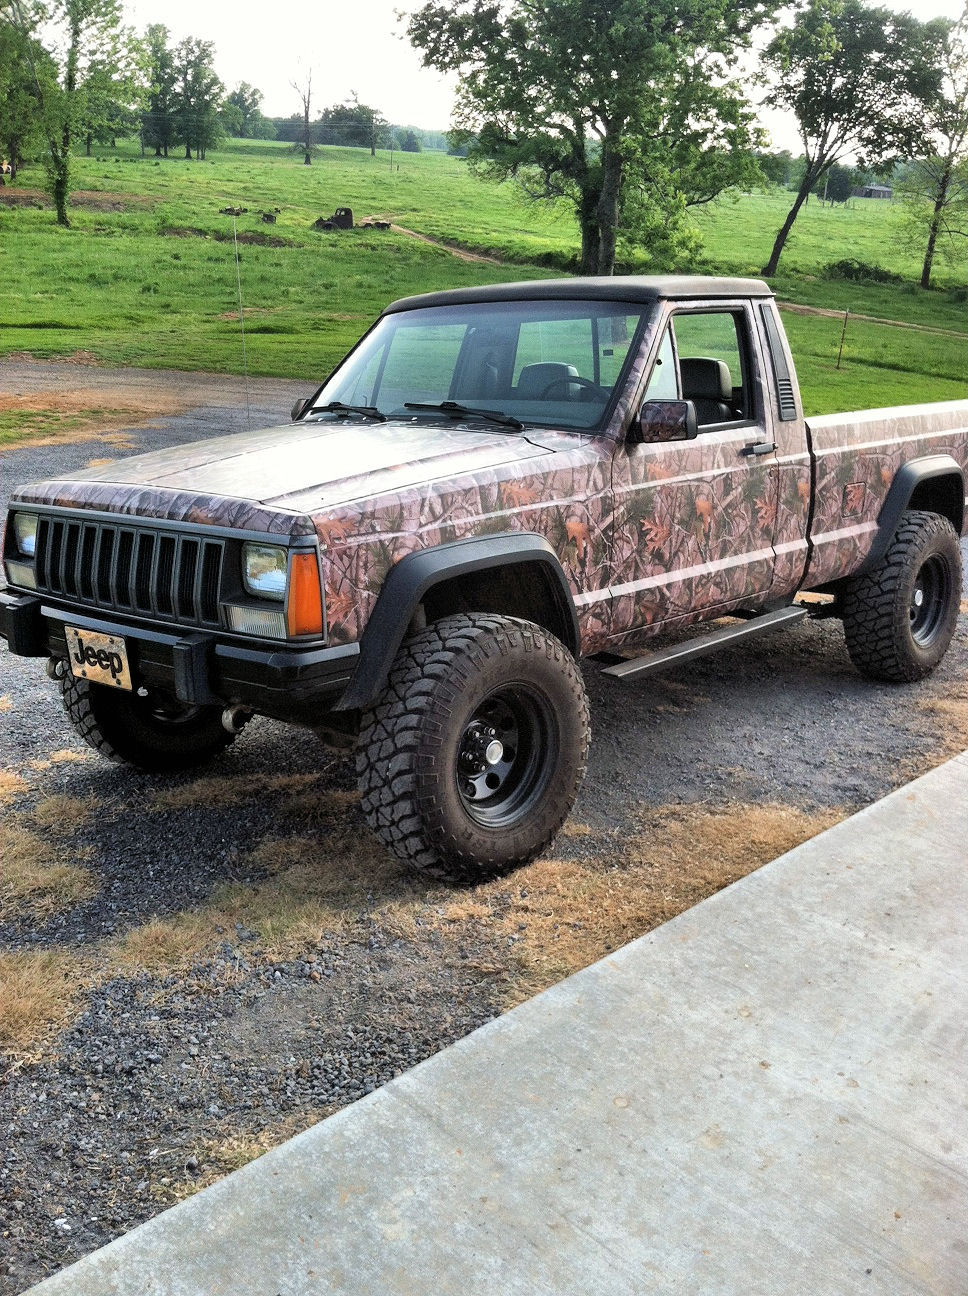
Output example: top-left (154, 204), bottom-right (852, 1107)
top-left (601, 605), bottom-right (808, 681)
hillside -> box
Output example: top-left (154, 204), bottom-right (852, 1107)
top-left (0, 139), bottom-right (964, 415)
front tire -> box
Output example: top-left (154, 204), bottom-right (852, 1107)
top-left (357, 614), bottom-right (590, 880)
top-left (841, 509), bottom-right (962, 683)
top-left (61, 673), bottom-right (235, 772)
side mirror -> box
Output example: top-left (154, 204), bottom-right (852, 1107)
top-left (291, 397), bottom-right (310, 422)
top-left (629, 399), bottom-right (699, 446)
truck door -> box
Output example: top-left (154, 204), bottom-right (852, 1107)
top-left (608, 301), bottom-right (781, 643)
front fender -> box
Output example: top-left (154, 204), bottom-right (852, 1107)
top-left (336, 533), bottom-right (578, 711)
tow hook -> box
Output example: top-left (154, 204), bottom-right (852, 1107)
top-left (46, 656), bottom-right (67, 681)
top-left (221, 704), bottom-right (254, 734)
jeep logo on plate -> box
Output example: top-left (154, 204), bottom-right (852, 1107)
top-left (65, 627), bottom-right (133, 690)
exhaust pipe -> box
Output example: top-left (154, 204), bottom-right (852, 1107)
top-left (46, 657), bottom-right (66, 681)
top-left (221, 705), bottom-right (253, 735)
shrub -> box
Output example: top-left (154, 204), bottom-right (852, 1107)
top-left (822, 257), bottom-right (904, 285)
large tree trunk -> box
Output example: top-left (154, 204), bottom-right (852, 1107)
top-left (577, 186), bottom-right (600, 275)
top-left (595, 144), bottom-right (623, 275)
top-left (53, 154), bottom-right (70, 226)
top-left (920, 161), bottom-right (951, 290)
top-left (762, 164), bottom-right (823, 275)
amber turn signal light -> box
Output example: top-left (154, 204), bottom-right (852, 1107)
top-left (286, 552), bottom-right (324, 637)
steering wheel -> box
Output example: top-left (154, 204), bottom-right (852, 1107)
top-left (539, 375), bottom-right (609, 402)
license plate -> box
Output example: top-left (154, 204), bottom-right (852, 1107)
top-left (65, 627), bottom-right (133, 691)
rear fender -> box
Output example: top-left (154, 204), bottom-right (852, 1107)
top-left (854, 456), bottom-right (965, 576)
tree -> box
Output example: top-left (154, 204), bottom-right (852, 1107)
top-left (814, 161), bottom-right (859, 203)
top-left (291, 72), bottom-right (318, 164)
top-left (225, 81), bottom-right (273, 138)
top-left (398, 128), bottom-right (421, 152)
top-left (9, 0), bottom-right (135, 225)
top-left (173, 36), bottom-right (223, 160)
top-left (761, 0), bottom-right (946, 276)
top-left (319, 95), bottom-right (390, 154)
top-left (0, 6), bottom-right (56, 180)
top-left (898, 8), bottom-right (968, 288)
top-left (756, 149), bottom-right (795, 188)
top-left (142, 23), bottom-right (178, 157)
top-left (79, 38), bottom-right (144, 154)
top-left (409, 0), bottom-right (776, 276)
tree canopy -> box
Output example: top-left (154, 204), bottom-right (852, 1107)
top-left (897, 6), bottom-right (968, 288)
top-left (409, 0), bottom-right (777, 275)
top-left (761, 0), bottom-right (946, 275)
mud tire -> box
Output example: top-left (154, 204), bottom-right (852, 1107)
top-left (61, 672), bottom-right (234, 771)
top-left (357, 614), bottom-right (590, 880)
top-left (841, 509), bottom-right (962, 683)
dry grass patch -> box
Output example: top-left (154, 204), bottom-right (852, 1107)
top-left (0, 948), bottom-right (95, 1060)
top-left (31, 793), bottom-right (98, 833)
top-left (0, 695), bottom-right (12, 713)
top-left (916, 679), bottom-right (968, 762)
top-left (208, 827), bottom-right (410, 959)
top-left (114, 825), bottom-right (411, 974)
top-left (0, 768), bottom-right (29, 806)
top-left (436, 801), bottom-right (846, 1003)
top-left (0, 388), bottom-right (185, 450)
top-left (0, 818), bottom-right (97, 920)
top-left (49, 748), bottom-right (92, 764)
top-left (113, 911), bottom-right (227, 976)
top-left (158, 1110), bottom-right (329, 1205)
top-left (147, 772), bottom-right (323, 813)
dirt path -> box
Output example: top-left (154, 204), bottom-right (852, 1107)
top-left (360, 215), bottom-right (508, 266)
top-left (776, 299), bottom-right (967, 339)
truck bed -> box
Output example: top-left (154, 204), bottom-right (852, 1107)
top-left (804, 400), bottom-right (968, 588)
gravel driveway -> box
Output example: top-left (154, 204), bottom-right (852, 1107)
top-left (1, 361), bottom-right (966, 1293)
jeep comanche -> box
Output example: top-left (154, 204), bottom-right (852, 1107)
top-left (2, 276), bottom-right (966, 876)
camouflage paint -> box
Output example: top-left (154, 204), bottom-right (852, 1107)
top-left (804, 403), bottom-right (968, 588)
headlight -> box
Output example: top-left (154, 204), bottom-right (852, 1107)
top-left (13, 512), bottom-right (39, 558)
top-left (242, 543), bottom-right (287, 600)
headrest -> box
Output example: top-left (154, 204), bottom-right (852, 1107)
top-left (680, 357), bottom-right (732, 402)
top-left (516, 362), bottom-right (579, 399)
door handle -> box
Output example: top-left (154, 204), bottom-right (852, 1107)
top-left (742, 441), bottom-right (776, 456)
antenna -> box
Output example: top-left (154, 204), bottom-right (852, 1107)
top-left (232, 216), bottom-right (252, 431)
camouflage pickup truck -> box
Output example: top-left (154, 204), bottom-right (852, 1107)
top-left (2, 276), bottom-right (966, 877)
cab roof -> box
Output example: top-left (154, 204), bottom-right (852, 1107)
top-left (383, 275), bottom-right (774, 314)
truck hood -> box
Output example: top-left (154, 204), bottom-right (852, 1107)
top-left (69, 418), bottom-right (553, 514)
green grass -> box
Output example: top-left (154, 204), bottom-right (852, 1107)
top-left (0, 139), bottom-right (964, 412)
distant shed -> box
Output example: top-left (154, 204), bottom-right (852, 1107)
top-left (853, 184), bottom-right (893, 199)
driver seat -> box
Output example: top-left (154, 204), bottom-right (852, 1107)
top-left (516, 362), bottom-right (579, 399)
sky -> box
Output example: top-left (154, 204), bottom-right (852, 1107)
top-left (120, 0), bottom-right (967, 142)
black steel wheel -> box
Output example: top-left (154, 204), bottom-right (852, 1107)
top-left (61, 672), bottom-right (234, 771)
top-left (455, 685), bottom-right (559, 829)
top-left (841, 509), bottom-right (962, 683)
top-left (357, 613), bottom-right (590, 880)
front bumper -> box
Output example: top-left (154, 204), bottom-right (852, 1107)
top-left (0, 590), bottom-right (360, 722)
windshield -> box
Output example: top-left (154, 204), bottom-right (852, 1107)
top-left (312, 300), bottom-right (649, 433)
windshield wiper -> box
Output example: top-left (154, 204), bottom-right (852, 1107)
top-left (404, 401), bottom-right (523, 431)
top-left (306, 401), bottom-right (386, 422)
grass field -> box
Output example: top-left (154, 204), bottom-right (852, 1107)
top-left (0, 139), bottom-right (964, 414)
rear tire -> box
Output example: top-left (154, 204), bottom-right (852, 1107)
top-left (357, 613), bottom-right (590, 880)
top-left (61, 672), bottom-right (234, 772)
top-left (840, 509), bottom-right (962, 683)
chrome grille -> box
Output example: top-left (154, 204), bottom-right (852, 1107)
top-left (33, 515), bottom-right (224, 628)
